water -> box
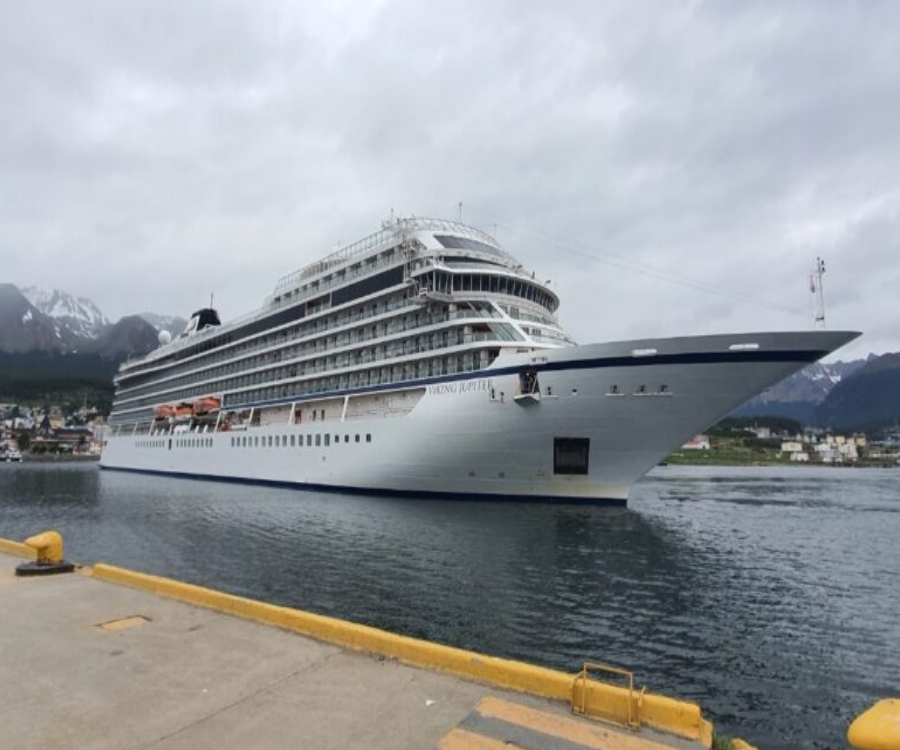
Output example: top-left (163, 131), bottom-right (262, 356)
top-left (1, 462), bottom-right (897, 749)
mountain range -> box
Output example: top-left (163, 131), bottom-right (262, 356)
top-left (731, 359), bottom-right (867, 424)
top-left (0, 284), bottom-right (186, 408)
top-left (0, 284), bottom-right (185, 357)
top-left (814, 353), bottom-right (900, 433)
top-left (729, 355), bottom-right (900, 434)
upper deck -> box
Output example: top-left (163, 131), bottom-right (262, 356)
top-left (271, 217), bottom-right (514, 299)
top-left (118, 217), bottom-right (557, 377)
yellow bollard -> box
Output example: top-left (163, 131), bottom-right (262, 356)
top-left (848, 699), bottom-right (900, 750)
top-left (15, 531), bottom-right (75, 576)
top-left (24, 531), bottom-right (64, 564)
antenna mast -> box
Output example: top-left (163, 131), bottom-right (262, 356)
top-left (810, 257), bottom-right (826, 329)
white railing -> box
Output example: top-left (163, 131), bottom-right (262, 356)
top-left (272, 216), bottom-right (504, 296)
top-left (122, 218), bottom-right (510, 374)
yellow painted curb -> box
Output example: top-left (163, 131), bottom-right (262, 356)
top-left (0, 536), bottom-right (37, 559)
top-left (848, 698), bottom-right (900, 750)
top-left (91, 562), bottom-right (710, 746)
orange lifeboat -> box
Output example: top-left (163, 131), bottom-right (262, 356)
top-left (154, 405), bottom-right (176, 420)
top-left (193, 396), bottom-right (221, 415)
top-left (174, 403), bottom-right (194, 419)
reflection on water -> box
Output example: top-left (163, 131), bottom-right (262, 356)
top-left (1, 462), bottom-right (897, 750)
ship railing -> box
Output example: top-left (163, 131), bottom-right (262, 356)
top-left (115, 314), bottom-right (502, 410)
top-left (269, 252), bottom-right (403, 308)
top-left (123, 290), bottom-right (418, 383)
top-left (119, 300), bottom-right (491, 399)
top-left (217, 341), bottom-right (496, 409)
top-left (401, 216), bottom-right (501, 248)
top-left (114, 303), bottom-right (512, 408)
top-left (271, 216), bottom-right (504, 298)
top-left (220, 353), bottom-right (493, 409)
top-left (273, 227), bottom-right (398, 295)
top-left (124, 224), bottom-right (507, 371)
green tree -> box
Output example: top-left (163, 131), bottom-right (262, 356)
top-left (16, 432), bottom-right (30, 452)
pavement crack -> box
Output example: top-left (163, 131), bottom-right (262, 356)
top-left (131, 650), bottom-right (342, 750)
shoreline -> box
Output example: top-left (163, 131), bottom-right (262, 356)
top-left (7, 453), bottom-right (100, 463)
top-left (664, 453), bottom-right (898, 469)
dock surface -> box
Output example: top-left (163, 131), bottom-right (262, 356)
top-left (0, 551), bottom-right (704, 750)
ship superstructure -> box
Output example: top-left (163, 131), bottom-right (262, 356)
top-left (101, 217), bottom-right (859, 503)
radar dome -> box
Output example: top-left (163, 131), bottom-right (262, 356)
top-left (158, 330), bottom-right (172, 346)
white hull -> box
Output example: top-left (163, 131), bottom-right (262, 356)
top-left (100, 330), bottom-right (857, 504)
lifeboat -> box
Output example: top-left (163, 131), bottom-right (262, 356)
top-left (154, 405), bottom-right (176, 420)
top-left (193, 396), bottom-right (221, 415)
top-left (174, 403), bottom-right (194, 419)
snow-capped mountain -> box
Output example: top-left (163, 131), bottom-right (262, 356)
top-left (21, 286), bottom-right (110, 340)
top-left (732, 359), bottom-right (868, 423)
top-left (815, 352), bottom-right (900, 432)
top-left (0, 284), bottom-right (76, 353)
top-left (1, 284), bottom-right (181, 359)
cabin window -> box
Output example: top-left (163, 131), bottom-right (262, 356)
top-left (355, 434), bottom-right (360, 443)
top-left (290, 435), bottom-right (295, 447)
top-left (315, 434), bottom-right (321, 447)
top-left (324, 434), bottom-right (330, 447)
top-left (306, 435), bottom-right (312, 447)
top-left (366, 434), bottom-right (372, 443)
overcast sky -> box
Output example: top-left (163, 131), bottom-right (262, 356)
top-left (2, 1), bottom-right (897, 361)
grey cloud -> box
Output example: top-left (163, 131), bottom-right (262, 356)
top-left (0, 1), bottom-right (896, 363)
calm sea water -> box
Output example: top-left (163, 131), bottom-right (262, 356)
top-left (1, 462), bottom-right (897, 750)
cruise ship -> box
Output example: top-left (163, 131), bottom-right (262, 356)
top-left (100, 217), bottom-right (859, 504)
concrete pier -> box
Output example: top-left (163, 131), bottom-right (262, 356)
top-left (0, 549), bottom-right (709, 750)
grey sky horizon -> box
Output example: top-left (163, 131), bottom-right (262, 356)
top-left (2, 1), bottom-right (897, 362)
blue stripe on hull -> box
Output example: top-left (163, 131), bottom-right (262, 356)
top-left (98, 465), bottom-right (627, 507)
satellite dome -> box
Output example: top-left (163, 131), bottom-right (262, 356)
top-left (158, 330), bottom-right (172, 346)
